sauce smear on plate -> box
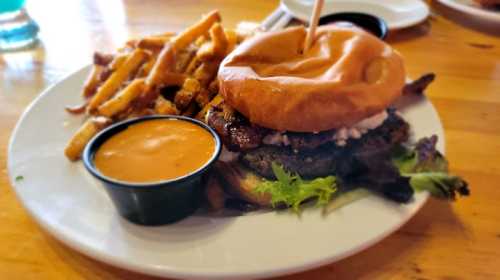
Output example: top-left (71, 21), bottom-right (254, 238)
top-left (94, 119), bottom-right (215, 183)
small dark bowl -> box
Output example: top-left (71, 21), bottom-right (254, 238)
top-left (319, 12), bottom-right (388, 40)
top-left (83, 115), bottom-right (221, 226)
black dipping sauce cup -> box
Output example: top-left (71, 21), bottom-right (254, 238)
top-left (83, 115), bottom-right (221, 226)
top-left (319, 12), bottom-right (388, 40)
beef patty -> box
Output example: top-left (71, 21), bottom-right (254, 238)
top-left (207, 106), bottom-right (409, 179)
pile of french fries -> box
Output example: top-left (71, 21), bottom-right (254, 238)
top-left (65, 10), bottom-right (242, 161)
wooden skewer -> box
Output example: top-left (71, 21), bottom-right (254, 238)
top-left (304, 0), bottom-right (324, 52)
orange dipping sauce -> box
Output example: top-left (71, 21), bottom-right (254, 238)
top-left (94, 119), bottom-right (216, 183)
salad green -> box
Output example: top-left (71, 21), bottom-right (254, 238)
top-left (254, 163), bottom-right (337, 212)
top-left (254, 136), bottom-right (469, 211)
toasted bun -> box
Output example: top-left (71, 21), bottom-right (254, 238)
top-left (218, 26), bottom-right (406, 132)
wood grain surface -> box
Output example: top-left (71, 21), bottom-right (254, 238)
top-left (1, 0), bottom-right (499, 279)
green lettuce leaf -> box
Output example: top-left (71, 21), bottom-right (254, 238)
top-left (391, 136), bottom-right (470, 200)
top-left (254, 163), bottom-right (337, 212)
top-left (392, 135), bottom-right (448, 173)
top-left (409, 172), bottom-right (469, 200)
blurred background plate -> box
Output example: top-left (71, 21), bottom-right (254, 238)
top-left (436, 0), bottom-right (500, 24)
top-left (281, 0), bottom-right (430, 29)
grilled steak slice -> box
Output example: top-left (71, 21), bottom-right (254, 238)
top-left (241, 110), bottom-right (409, 179)
top-left (207, 106), bottom-right (268, 151)
top-left (207, 103), bottom-right (407, 153)
top-left (241, 145), bottom-right (342, 179)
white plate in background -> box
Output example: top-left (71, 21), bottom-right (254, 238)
top-left (8, 66), bottom-right (443, 279)
top-left (281, 0), bottom-right (430, 29)
top-left (436, 0), bottom-right (500, 24)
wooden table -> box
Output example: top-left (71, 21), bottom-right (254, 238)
top-left (1, 0), bottom-right (499, 279)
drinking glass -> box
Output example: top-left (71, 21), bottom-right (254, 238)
top-left (0, 0), bottom-right (39, 51)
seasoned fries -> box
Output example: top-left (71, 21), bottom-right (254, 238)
top-left (64, 10), bottom-right (248, 161)
top-left (145, 44), bottom-right (176, 87)
top-left (87, 49), bottom-right (149, 113)
top-left (109, 54), bottom-right (128, 72)
top-left (194, 60), bottom-right (219, 87)
top-left (174, 78), bottom-right (201, 109)
top-left (196, 23), bottom-right (228, 62)
top-left (146, 10), bottom-right (221, 89)
top-left (82, 65), bottom-right (105, 98)
top-left (155, 95), bottom-right (179, 115)
top-left (225, 29), bottom-right (238, 53)
top-left (98, 79), bottom-right (145, 117)
top-left (64, 117), bottom-right (111, 161)
top-left (172, 10), bottom-right (221, 50)
top-left (208, 23), bottom-right (228, 59)
top-left (137, 36), bottom-right (170, 50)
top-left (159, 72), bottom-right (187, 87)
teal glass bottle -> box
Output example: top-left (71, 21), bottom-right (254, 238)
top-left (0, 0), bottom-right (39, 51)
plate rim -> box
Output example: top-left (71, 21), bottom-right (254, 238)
top-left (7, 65), bottom-right (437, 279)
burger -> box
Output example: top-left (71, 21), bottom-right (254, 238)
top-left (205, 25), bottom-right (469, 210)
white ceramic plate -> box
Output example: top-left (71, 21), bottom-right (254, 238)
top-left (8, 66), bottom-right (443, 279)
top-left (281, 0), bottom-right (430, 30)
top-left (436, 0), bottom-right (500, 24)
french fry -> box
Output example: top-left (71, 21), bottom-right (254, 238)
top-left (194, 34), bottom-right (209, 47)
top-left (125, 39), bottom-right (138, 49)
top-left (137, 36), bottom-right (170, 50)
top-left (127, 108), bottom-right (156, 119)
top-left (87, 49), bottom-right (148, 113)
top-left (185, 54), bottom-right (203, 75)
top-left (196, 23), bottom-right (228, 61)
top-left (64, 117), bottom-right (111, 161)
top-left (160, 72), bottom-right (187, 87)
top-left (65, 102), bottom-right (88, 115)
top-left (144, 70), bottom-right (186, 87)
top-left (175, 46), bottom-right (196, 73)
top-left (98, 79), bottom-right (145, 118)
top-left (195, 42), bottom-right (213, 62)
top-left (145, 43), bottom-right (176, 87)
top-left (197, 93), bottom-right (224, 120)
top-left (194, 61), bottom-right (219, 87)
top-left (125, 32), bottom-right (173, 49)
top-left (137, 52), bottom-right (159, 78)
top-left (93, 52), bottom-right (114, 66)
top-left (113, 106), bottom-right (135, 121)
top-left (209, 23), bottom-right (228, 58)
top-left (146, 10), bottom-right (221, 88)
top-left (153, 31), bottom-right (176, 38)
top-left (225, 29), bottom-right (238, 53)
top-left (172, 10), bottom-right (221, 50)
top-left (155, 95), bottom-right (180, 115)
top-left (82, 65), bottom-right (105, 98)
top-left (174, 78), bottom-right (201, 109)
top-left (109, 53), bottom-right (129, 71)
top-left (195, 88), bottom-right (211, 108)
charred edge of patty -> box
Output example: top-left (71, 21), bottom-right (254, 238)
top-left (206, 104), bottom-right (269, 151)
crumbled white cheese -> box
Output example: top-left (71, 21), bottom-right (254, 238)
top-left (263, 132), bottom-right (291, 146)
top-left (355, 110), bottom-right (388, 131)
top-left (260, 111), bottom-right (390, 148)
top-left (333, 110), bottom-right (389, 146)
